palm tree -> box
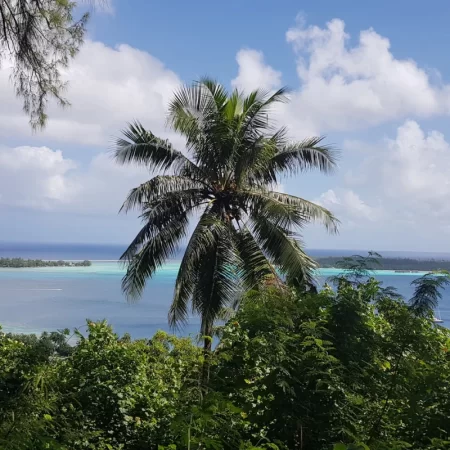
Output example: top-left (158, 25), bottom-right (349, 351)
top-left (114, 78), bottom-right (339, 349)
top-left (409, 271), bottom-right (450, 317)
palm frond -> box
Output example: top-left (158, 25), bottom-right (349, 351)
top-left (168, 83), bottom-right (213, 137)
top-left (237, 87), bottom-right (289, 145)
top-left (167, 78), bottom-right (228, 135)
top-left (120, 188), bottom-right (207, 300)
top-left (198, 77), bottom-right (229, 112)
top-left (117, 78), bottom-right (339, 333)
top-left (168, 80), bottom-right (233, 177)
top-left (255, 137), bottom-right (338, 184)
top-left (121, 189), bottom-right (207, 264)
top-left (234, 135), bottom-right (278, 188)
top-left (170, 210), bottom-right (240, 333)
top-left (265, 191), bottom-right (339, 233)
top-left (121, 214), bottom-right (189, 301)
top-left (192, 223), bottom-right (240, 336)
top-left (114, 121), bottom-right (179, 171)
top-left (224, 89), bottom-right (243, 120)
top-left (120, 175), bottom-right (209, 213)
top-left (241, 189), bottom-right (339, 233)
top-left (238, 190), bottom-right (305, 230)
top-left (235, 226), bottom-right (278, 289)
top-left (139, 190), bottom-right (208, 224)
top-left (241, 87), bottom-right (289, 129)
top-left (250, 214), bottom-right (317, 286)
top-left (169, 209), bottom-right (220, 328)
top-left (409, 271), bottom-right (450, 316)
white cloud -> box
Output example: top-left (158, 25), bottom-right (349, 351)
top-left (344, 120), bottom-right (450, 208)
top-left (0, 42), bottom-right (286, 220)
top-left (383, 121), bottom-right (450, 198)
top-left (0, 145), bottom-right (150, 214)
top-left (3, 18), bottom-right (450, 250)
top-left (381, 121), bottom-right (450, 223)
top-left (70, 152), bottom-right (150, 214)
top-left (319, 120), bottom-right (450, 236)
top-left (230, 18), bottom-right (450, 139)
top-left (0, 146), bottom-right (77, 209)
top-left (283, 18), bottom-right (450, 134)
top-left (232, 49), bottom-right (282, 93)
top-left (4, 18), bottom-right (448, 150)
top-left (0, 142), bottom-right (289, 218)
top-left (0, 40), bottom-right (182, 147)
top-left (316, 188), bottom-right (382, 223)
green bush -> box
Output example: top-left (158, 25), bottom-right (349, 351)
top-left (1, 278), bottom-right (450, 449)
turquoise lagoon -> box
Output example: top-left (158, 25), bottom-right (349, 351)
top-left (0, 261), bottom-right (447, 338)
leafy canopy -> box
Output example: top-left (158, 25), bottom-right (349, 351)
top-left (2, 269), bottom-right (450, 449)
top-left (115, 78), bottom-right (339, 335)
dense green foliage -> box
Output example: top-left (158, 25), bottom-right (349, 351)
top-left (0, 258), bottom-right (91, 268)
top-left (2, 272), bottom-right (450, 449)
top-left (318, 255), bottom-right (450, 271)
top-left (116, 79), bottom-right (338, 341)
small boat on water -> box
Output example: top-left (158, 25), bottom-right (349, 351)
top-left (394, 270), bottom-right (422, 273)
top-left (433, 310), bottom-right (444, 324)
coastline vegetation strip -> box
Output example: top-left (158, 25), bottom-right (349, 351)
top-left (1, 256), bottom-right (450, 272)
top-left (0, 258), bottom-right (91, 268)
top-left (317, 256), bottom-right (450, 271)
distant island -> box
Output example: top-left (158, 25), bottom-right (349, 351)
top-left (2, 256), bottom-right (450, 272)
top-left (0, 258), bottom-right (92, 268)
top-left (317, 256), bottom-right (450, 272)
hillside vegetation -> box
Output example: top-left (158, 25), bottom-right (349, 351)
top-left (1, 271), bottom-right (449, 450)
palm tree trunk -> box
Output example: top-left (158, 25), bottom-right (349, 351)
top-left (201, 323), bottom-right (213, 386)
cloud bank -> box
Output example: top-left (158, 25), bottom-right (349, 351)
top-left (2, 17), bottom-right (450, 248)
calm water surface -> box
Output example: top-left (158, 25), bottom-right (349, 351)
top-left (0, 243), bottom-right (449, 338)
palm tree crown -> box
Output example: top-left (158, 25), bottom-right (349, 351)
top-left (114, 78), bottom-right (339, 338)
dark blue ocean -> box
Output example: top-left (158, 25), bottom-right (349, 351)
top-left (1, 242), bottom-right (449, 339)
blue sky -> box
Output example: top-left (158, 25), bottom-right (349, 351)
top-left (90, 0), bottom-right (450, 82)
top-left (1, 0), bottom-right (450, 251)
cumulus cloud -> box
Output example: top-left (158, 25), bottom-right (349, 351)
top-left (0, 40), bottom-right (182, 147)
top-left (3, 18), bottom-right (448, 149)
top-left (383, 121), bottom-right (450, 199)
top-left (0, 139), bottom-right (291, 221)
top-left (70, 152), bottom-right (150, 214)
top-left (0, 146), bottom-right (78, 209)
top-left (319, 120), bottom-right (450, 235)
top-left (316, 188), bottom-right (382, 224)
top-left (380, 121), bottom-right (450, 225)
top-left (232, 49), bottom-right (282, 93)
top-left (0, 145), bottom-right (150, 214)
top-left (230, 18), bottom-right (450, 139)
top-left (283, 18), bottom-right (450, 134)
top-left (3, 18), bottom-right (450, 249)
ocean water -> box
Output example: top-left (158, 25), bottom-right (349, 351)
top-left (0, 243), bottom-right (449, 338)
top-left (0, 261), bottom-right (198, 339)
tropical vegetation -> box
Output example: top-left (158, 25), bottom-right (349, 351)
top-left (115, 79), bottom-right (338, 347)
top-left (0, 258), bottom-right (91, 268)
top-left (1, 265), bottom-right (450, 450)
top-left (0, 0), bottom-right (101, 128)
top-left (318, 255), bottom-right (450, 271)
top-left (1, 5), bottom-right (447, 450)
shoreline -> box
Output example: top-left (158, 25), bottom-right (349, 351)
top-left (0, 262), bottom-right (431, 276)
